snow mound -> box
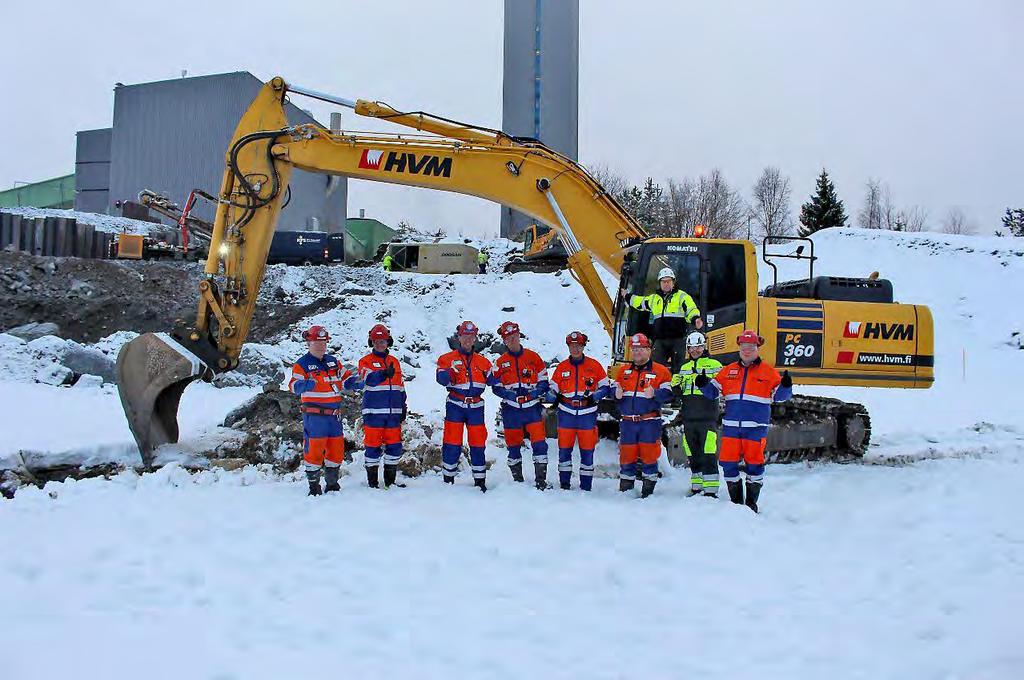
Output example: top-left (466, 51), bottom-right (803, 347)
top-left (1, 206), bottom-right (171, 235)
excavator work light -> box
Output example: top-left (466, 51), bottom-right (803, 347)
top-left (693, 224), bottom-right (707, 238)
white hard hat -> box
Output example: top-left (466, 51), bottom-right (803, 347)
top-left (657, 267), bottom-right (676, 281)
top-left (686, 331), bottom-right (707, 348)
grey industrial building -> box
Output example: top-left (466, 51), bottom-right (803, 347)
top-left (74, 71), bottom-right (347, 233)
top-left (500, 0), bottom-right (579, 238)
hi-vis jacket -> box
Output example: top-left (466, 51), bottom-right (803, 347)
top-left (289, 352), bottom-right (361, 410)
top-left (700, 357), bottom-right (792, 441)
top-left (548, 356), bottom-right (610, 418)
top-left (357, 350), bottom-right (406, 428)
top-left (436, 349), bottom-right (498, 408)
top-left (672, 355), bottom-right (723, 422)
top-left (629, 288), bottom-right (700, 339)
top-left (611, 360), bottom-right (674, 418)
top-left (492, 348), bottom-right (550, 410)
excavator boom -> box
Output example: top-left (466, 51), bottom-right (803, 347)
top-left (116, 77), bottom-right (643, 464)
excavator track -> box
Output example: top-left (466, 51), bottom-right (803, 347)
top-left (766, 395), bottom-right (872, 463)
top-left (662, 395), bottom-right (871, 466)
top-left (503, 257), bottom-right (568, 274)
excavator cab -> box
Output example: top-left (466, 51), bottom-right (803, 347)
top-left (612, 238), bottom-right (751, 361)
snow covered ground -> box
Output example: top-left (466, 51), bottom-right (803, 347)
top-left (1, 229), bottom-right (1023, 678)
top-left (2, 434), bottom-right (1021, 679)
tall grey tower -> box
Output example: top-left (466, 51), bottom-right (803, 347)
top-left (501, 0), bottom-right (579, 238)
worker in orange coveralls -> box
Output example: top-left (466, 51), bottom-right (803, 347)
top-left (288, 325), bottom-right (362, 496)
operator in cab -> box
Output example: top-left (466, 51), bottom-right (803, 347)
top-left (625, 267), bottom-right (703, 374)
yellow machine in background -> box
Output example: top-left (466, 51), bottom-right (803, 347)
top-left (115, 76), bottom-right (933, 465)
top-left (506, 223), bottom-right (568, 273)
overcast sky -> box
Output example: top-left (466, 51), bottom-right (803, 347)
top-left (1, 0), bottom-right (1019, 235)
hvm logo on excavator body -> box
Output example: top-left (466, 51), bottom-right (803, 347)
top-left (843, 321), bottom-right (914, 341)
top-left (358, 149), bottom-right (452, 178)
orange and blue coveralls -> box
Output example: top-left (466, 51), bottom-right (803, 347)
top-left (699, 357), bottom-right (792, 484)
top-left (436, 349), bottom-right (499, 480)
top-left (491, 347), bottom-right (550, 467)
top-left (357, 350), bottom-right (406, 469)
top-left (611, 360), bottom-right (674, 482)
top-left (547, 355), bottom-right (610, 490)
top-left (288, 352), bottom-right (361, 470)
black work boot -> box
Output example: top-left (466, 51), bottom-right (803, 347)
top-left (324, 466), bottom-right (340, 493)
top-left (641, 478), bottom-right (657, 498)
top-left (619, 478), bottom-right (635, 492)
top-left (745, 480), bottom-right (762, 513)
top-left (727, 481), bottom-right (745, 505)
top-left (534, 462), bottom-right (549, 490)
top-left (384, 464), bottom-right (406, 488)
top-left (474, 477), bottom-right (487, 493)
top-left (306, 469), bottom-right (322, 496)
top-left (366, 466), bottom-right (380, 489)
top-left (509, 462), bottom-right (525, 483)
top-left (443, 474), bottom-right (456, 485)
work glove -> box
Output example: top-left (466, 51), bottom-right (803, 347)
top-left (401, 404), bottom-right (408, 423)
top-left (384, 364), bottom-right (396, 379)
top-left (781, 370), bottom-right (793, 388)
top-left (694, 370), bottom-right (709, 389)
top-left (447, 368), bottom-right (460, 384)
top-left (642, 385), bottom-right (655, 399)
top-left (614, 384), bottom-right (624, 400)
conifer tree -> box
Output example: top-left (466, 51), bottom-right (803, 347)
top-left (799, 169), bottom-right (848, 236)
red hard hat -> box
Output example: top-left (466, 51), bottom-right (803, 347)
top-left (456, 320), bottom-right (479, 336)
top-left (565, 330), bottom-right (588, 346)
top-left (368, 324), bottom-right (393, 347)
top-left (736, 329), bottom-right (765, 347)
top-left (497, 321), bottom-right (521, 338)
top-left (629, 332), bottom-right (652, 348)
top-left (302, 325), bottom-right (330, 342)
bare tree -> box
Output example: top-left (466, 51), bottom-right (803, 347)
top-left (587, 163), bottom-right (630, 200)
top-left (896, 206), bottom-right (928, 232)
top-left (751, 166), bottom-right (793, 243)
top-left (881, 184), bottom-right (898, 230)
top-left (664, 177), bottom-right (698, 236)
top-left (858, 178), bottom-right (884, 229)
top-left (942, 207), bottom-right (975, 235)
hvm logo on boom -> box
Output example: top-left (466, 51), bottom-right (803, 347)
top-left (358, 149), bottom-right (453, 177)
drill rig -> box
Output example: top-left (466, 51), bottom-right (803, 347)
top-left (115, 77), bottom-right (934, 466)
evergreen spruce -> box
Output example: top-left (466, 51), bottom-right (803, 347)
top-left (1002, 207), bottom-right (1024, 237)
top-left (799, 169), bottom-right (848, 236)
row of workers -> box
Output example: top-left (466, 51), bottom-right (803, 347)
top-left (288, 320), bottom-right (791, 511)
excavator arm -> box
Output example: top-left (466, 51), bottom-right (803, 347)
top-left (116, 77), bottom-right (644, 463)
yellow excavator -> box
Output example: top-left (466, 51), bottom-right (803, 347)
top-left (505, 223), bottom-right (569, 273)
top-left (115, 76), bottom-right (934, 467)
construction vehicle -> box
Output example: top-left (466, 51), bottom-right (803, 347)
top-left (138, 189), bottom-right (217, 258)
top-left (505, 223), bottom-right (568, 273)
top-left (115, 76), bottom-right (934, 466)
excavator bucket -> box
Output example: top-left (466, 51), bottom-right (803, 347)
top-left (115, 332), bottom-right (210, 467)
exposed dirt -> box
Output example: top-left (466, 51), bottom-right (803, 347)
top-left (0, 250), bottom-right (343, 345)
